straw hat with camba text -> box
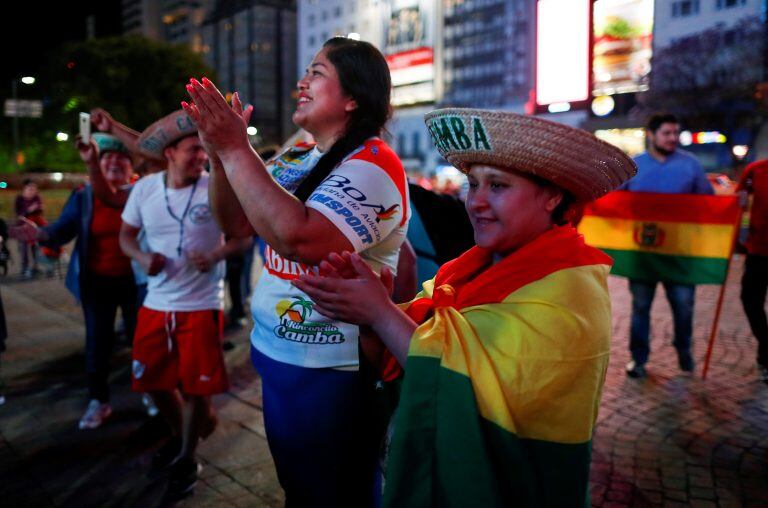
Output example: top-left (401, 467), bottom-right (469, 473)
top-left (424, 108), bottom-right (636, 202)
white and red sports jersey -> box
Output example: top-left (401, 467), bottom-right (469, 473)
top-left (250, 139), bottom-right (410, 369)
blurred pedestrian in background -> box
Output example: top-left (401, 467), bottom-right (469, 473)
top-left (14, 179), bottom-right (44, 278)
top-left (621, 113), bottom-right (714, 378)
top-left (11, 133), bottom-right (138, 430)
top-left (224, 234), bottom-right (247, 332)
top-left (0, 218), bottom-right (10, 276)
top-left (738, 158), bottom-right (768, 384)
top-left (0, 288), bottom-right (7, 406)
top-left (85, 109), bottom-right (161, 416)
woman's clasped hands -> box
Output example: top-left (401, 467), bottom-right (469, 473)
top-left (291, 251), bottom-right (395, 327)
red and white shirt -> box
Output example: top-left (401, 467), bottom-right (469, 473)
top-left (739, 160), bottom-right (768, 256)
top-left (250, 139), bottom-right (410, 369)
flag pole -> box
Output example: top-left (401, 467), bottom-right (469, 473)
top-left (701, 209), bottom-right (743, 380)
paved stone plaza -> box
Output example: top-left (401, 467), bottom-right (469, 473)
top-left (0, 255), bottom-right (766, 507)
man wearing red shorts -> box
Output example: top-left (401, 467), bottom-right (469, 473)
top-left (119, 110), bottom-right (250, 501)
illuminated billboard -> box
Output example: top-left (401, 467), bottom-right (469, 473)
top-left (594, 128), bottom-right (645, 156)
top-left (535, 0), bottom-right (591, 108)
top-left (384, 0), bottom-right (436, 106)
top-left (593, 0), bottom-right (653, 96)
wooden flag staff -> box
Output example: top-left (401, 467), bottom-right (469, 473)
top-left (701, 211), bottom-right (743, 380)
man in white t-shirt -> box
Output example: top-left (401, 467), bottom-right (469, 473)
top-left (119, 110), bottom-right (250, 502)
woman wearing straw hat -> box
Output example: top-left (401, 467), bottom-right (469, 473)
top-left (293, 108), bottom-right (637, 507)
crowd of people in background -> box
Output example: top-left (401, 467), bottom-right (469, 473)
top-left (0, 35), bottom-right (766, 507)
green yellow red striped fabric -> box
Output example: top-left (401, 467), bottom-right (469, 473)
top-left (383, 226), bottom-right (612, 508)
top-left (578, 191), bottom-right (740, 284)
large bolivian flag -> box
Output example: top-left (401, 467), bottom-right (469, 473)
top-left (383, 226), bottom-right (612, 508)
top-left (578, 191), bottom-right (740, 285)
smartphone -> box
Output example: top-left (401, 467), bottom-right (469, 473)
top-left (79, 112), bottom-right (91, 142)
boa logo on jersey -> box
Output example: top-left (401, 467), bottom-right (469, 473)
top-left (318, 174), bottom-right (399, 223)
top-left (273, 296), bottom-right (345, 344)
top-left (309, 194), bottom-right (375, 244)
top-left (375, 204), bottom-right (400, 222)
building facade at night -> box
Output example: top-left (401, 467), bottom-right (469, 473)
top-left (442, 0), bottom-right (533, 109)
top-left (121, 0), bottom-right (296, 146)
top-left (654, 0), bottom-right (762, 48)
top-left (297, 0), bottom-right (386, 70)
top-left (122, 0), bottom-right (213, 51)
top-left (122, 0), bottom-right (768, 169)
top-left (200, 1), bottom-right (297, 145)
top-left (651, 0), bottom-right (766, 163)
top-left (295, 0), bottom-right (537, 175)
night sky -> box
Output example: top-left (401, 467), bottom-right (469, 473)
top-left (0, 1), bottom-right (122, 91)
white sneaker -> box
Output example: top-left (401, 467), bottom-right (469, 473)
top-left (78, 399), bottom-right (112, 430)
top-left (142, 393), bottom-right (159, 417)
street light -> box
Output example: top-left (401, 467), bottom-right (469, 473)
top-left (246, 126), bottom-right (258, 136)
top-left (10, 75), bottom-right (36, 170)
top-left (732, 145), bottom-right (749, 160)
top-left (56, 132), bottom-right (69, 142)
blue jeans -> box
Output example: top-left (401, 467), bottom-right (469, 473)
top-left (251, 347), bottom-right (380, 507)
top-left (629, 280), bottom-right (695, 365)
top-left (82, 273), bottom-right (137, 402)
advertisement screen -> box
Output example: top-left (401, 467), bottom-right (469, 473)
top-left (593, 0), bottom-right (653, 96)
top-left (535, 0), bottom-right (591, 107)
top-left (594, 128), bottom-right (645, 156)
top-left (386, 3), bottom-right (426, 52)
top-left (385, 0), bottom-right (436, 106)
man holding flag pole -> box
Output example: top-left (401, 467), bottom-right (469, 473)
top-left (582, 113), bottom-right (717, 379)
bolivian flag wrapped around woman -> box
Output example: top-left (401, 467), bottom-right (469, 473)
top-left (383, 226), bottom-right (613, 508)
top-left (294, 108), bottom-right (637, 507)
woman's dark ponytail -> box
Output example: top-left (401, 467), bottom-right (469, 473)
top-left (293, 37), bottom-right (392, 203)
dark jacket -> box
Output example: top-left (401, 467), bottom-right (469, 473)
top-left (41, 186), bottom-right (95, 301)
top-left (407, 183), bottom-right (475, 284)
